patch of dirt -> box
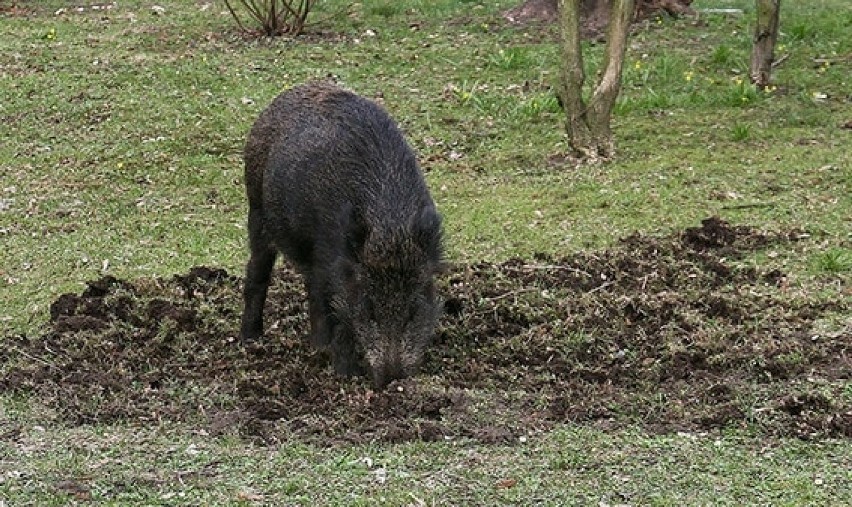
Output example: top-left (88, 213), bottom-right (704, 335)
top-left (0, 3), bottom-right (35, 17)
top-left (502, 0), bottom-right (695, 39)
top-left (2, 218), bottom-right (850, 445)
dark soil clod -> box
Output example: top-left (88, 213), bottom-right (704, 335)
top-left (682, 216), bottom-right (741, 249)
top-left (2, 219), bottom-right (849, 444)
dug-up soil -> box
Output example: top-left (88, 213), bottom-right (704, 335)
top-left (2, 218), bottom-right (850, 445)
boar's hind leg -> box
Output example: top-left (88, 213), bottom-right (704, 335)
top-left (240, 207), bottom-right (277, 342)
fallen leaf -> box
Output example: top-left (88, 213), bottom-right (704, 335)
top-left (237, 490), bottom-right (264, 501)
top-left (495, 478), bottom-right (517, 489)
top-left (55, 479), bottom-right (91, 500)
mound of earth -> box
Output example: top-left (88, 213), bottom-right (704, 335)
top-left (2, 218), bottom-right (850, 445)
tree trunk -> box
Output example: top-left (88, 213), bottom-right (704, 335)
top-left (557, 0), bottom-right (591, 154)
top-left (557, 0), bottom-right (634, 161)
top-left (749, 0), bottom-right (781, 88)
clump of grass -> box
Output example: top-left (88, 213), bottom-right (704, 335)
top-left (811, 248), bottom-right (852, 274)
top-left (448, 81), bottom-right (507, 115)
top-left (773, 351), bottom-right (807, 371)
top-left (731, 122), bottom-right (751, 141)
top-left (711, 44), bottom-right (734, 66)
top-left (488, 47), bottom-right (529, 70)
top-left (627, 58), bottom-right (651, 86)
top-left (450, 80), bottom-right (478, 106)
top-left (652, 53), bottom-right (687, 83)
top-left (614, 89), bottom-right (672, 114)
top-left (368, 2), bottom-right (402, 18)
top-left (724, 77), bottom-right (760, 106)
top-left (788, 21), bottom-right (816, 41)
top-left (516, 94), bottom-right (561, 120)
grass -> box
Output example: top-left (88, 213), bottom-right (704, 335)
top-left (812, 247), bottom-right (852, 274)
top-left (1, 0), bottom-right (850, 504)
top-left (2, 414), bottom-right (850, 505)
top-left (731, 121), bottom-right (751, 141)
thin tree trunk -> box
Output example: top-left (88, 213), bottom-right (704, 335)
top-left (557, 0), bottom-right (593, 156)
top-left (557, 0), bottom-right (634, 161)
top-left (587, 0), bottom-right (633, 156)
top-left (749, 0), bottom-right (781, 88)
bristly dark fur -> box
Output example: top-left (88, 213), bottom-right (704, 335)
top-left (240, 81), bottom-right (443, 388)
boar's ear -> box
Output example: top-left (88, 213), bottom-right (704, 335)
top-left (340, 204), bottom-right (370, 261)
top-left (413, 206), bottom-right (443, 262)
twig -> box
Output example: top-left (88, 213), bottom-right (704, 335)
top-left (813, 54), bottom-right (852, 65)
top-left (308, 3), bottom-right (356, 29)
top-left (11, 345), bottom-right (54, 366)
top-left (240, 0), bottom-right (264, 22)
top-left (485, 288), bottom-right (539, 302)
top-left (503, 264), bottom-right (593, 277)
top-left (721, 202), bottom-right (775, 210)
top-left (772, 53), bottom-right (789, 68)
top-left (222, 0), bottom-right (249, 33)
top-left (587, 280), bottom-right (616, 295)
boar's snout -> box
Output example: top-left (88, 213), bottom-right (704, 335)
top-left (370, 362), bottom-right (407, 389)
top-left (366, 342), bottom-right (423, 389)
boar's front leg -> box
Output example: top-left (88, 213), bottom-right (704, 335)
top-left (306, 273), bottom-right (364, 377)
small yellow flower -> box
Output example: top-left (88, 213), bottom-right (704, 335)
top-left (684, 70), bottom-right (694, 82)
top-left (117, 162), bottom-right (124, 169)
top-left (634, 61), bottom-right (642, 70)
top-left (45, 27), bottom-right (56, 40)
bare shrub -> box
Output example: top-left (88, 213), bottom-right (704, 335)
top-left (223, 0), bottom-right (317, 37)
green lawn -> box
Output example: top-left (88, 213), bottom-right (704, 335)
top-left (2, 418), bottom-right (850, 505)
top-left (1, 0), bottom-right (850, 504)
